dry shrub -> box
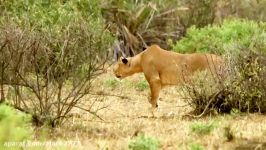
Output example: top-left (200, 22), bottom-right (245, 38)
top-left (181, 70), bottom-right (231, 116)
top-left (0, 0), bottom-right (115, 127)
top-left (182, 47), bottom-right (266, 116)
top-left (0, 19), bottom-right (113, 127)
top-left (226, 49), bottom-right (266, 113)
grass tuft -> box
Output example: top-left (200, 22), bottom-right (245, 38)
top-left (135, 80), bottom-right (149, 91)
top-left (129, 134), bottom-right (160, 150)
top-left (190, 121), bottom-right (217, 135)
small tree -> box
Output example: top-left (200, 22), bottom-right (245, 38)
top-left (0, 0), bottom-right (114, 127)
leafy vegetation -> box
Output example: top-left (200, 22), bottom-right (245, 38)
top-left (129, 134), bottom-right (160, 150)
top-left (172, 19), bottom-right (265, 54)
top-left (135, 80), bottom-right (149, 91)
top-left (0, 104), bottom-right (32, 149)
top-left (190, 121), bottom-right (217, 135)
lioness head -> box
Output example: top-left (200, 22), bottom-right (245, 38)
top-left (113, 57), bottom-right (133, 79)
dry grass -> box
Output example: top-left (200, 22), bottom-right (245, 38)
top-left (40, 67), bottom-right (266, 150)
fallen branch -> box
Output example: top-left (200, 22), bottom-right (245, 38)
top-left (183, 89), bottom-right (221, 118)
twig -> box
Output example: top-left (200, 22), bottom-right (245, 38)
top-left (184, 89), bottom-right (222, 118)
top-left (73, 105), bottom-right (105, 121)
top-left (155, 8), bottom-right (178, 18)
top-left (88, 92), bottom-right (130, 99)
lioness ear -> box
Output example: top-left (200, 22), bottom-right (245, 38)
top-left (122, 58), bottom-right (128, 64)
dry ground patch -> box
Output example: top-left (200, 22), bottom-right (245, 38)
top-left (43, 67), bottom-right (266, 150)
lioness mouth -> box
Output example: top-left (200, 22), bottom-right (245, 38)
top-left (116, 75), bottom-right (121, 78)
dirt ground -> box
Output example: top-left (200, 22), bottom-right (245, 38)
top-left (49, 67), bottom-right (266, 150)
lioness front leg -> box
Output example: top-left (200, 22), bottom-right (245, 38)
top-left (148, 78), bottom-right (161, 108)
top-left (142, 64), bottom-right (161, 108)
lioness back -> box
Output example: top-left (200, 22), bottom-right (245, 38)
top-left (141, 45), bottom-right (223, 86)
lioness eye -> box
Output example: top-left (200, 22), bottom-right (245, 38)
top-left (122, 58), bottom-right (128, 64)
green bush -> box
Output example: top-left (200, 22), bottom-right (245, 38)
top-left (0, 0), bottom-right (104, 29)
top-left (172, 19), bottom-right (265, 54)
top-left (129, 134), bottom-right (160, 150)
top-left (0, 104), bottom-right (32, 149)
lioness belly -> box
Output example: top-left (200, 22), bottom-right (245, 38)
top-left (160, 71), bottom-right (184, 86)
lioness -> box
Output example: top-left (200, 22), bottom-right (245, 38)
top-left (113, 44), bottom-right (223, 108)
